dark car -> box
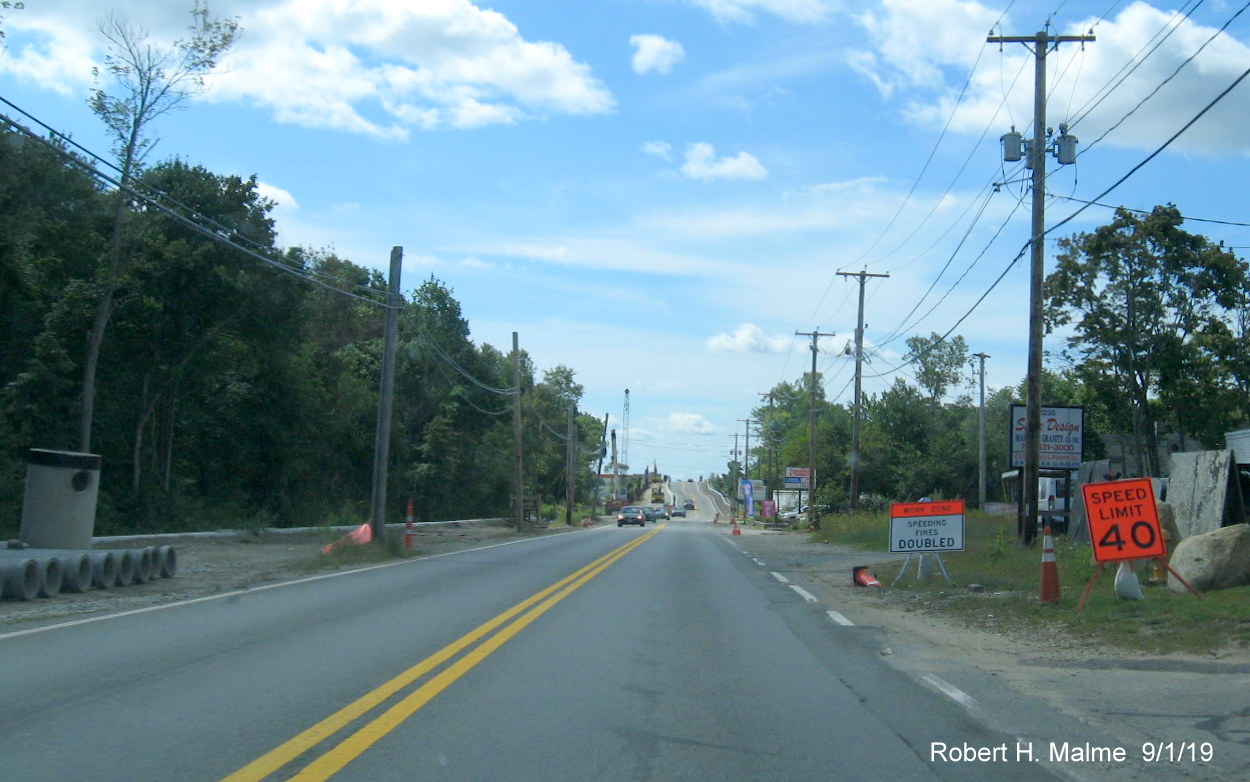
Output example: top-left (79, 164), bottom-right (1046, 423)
top-left (616, 506), bottom-right (646, 527)
top-left (640, 506), bottom-right (658, 523)
top-left (683, 500), bottom-right (695, 510)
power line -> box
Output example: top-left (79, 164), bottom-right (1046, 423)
top-left (0, 101), bottom-right (393, 308)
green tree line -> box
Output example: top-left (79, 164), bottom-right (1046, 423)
top-left (0, 125), bottom-right (605, 536)
top-left (715, 204), bottom-right (1249, 514)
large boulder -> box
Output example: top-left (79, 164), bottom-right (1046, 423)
top-left (1168, 523), bottom-right (1250, 593)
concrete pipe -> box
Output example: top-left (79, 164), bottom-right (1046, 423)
top-left (87, 551), bottom-right (117, 589)
top-left (59, 552), bottom-right (93, 593)
top-left (113, 549), bottom-right (136, 587)
top-left (133, 547), bottom-right (154, 584)
top-left (36, 555), bottom-right (63, 598)
top-left (1, 558), bottom-right (40, 601)
top-left (157, 545), bottom-right (177, 578)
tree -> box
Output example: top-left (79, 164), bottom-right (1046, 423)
top-left (79, 2), bottom-right (239, 451)
top-left (904, 332), bottom-right (969, 403)
top-left (1047, 205), bottom-right (1247, 475)
top-left (0, 2), bottom-right (22, 46)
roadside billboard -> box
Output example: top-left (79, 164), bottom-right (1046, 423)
top-left (1009, 405), bottom-right (1084, 471)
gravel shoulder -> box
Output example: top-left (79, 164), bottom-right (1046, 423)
top-left (0, 521), bottom-right (535, 629)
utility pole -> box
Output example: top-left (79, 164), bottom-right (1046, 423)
top-left (565, 404), bottom-right (577, 526)
top-left (610, 429), bottom-right (619, 505)
top-left (512, 331), bottom-right (524, 533)
top-left (794, 329), bottom-right (835, 528)
top-left (838, 270), bottom-right (889, 511)
top-left (989, 27), bottom-right (1093, 544)
top-left (738, 418), bottom-right (757, 516)
top-left (757, 392), bottom-right (775, 499)
top-left (368, 246), bottom-right (402, 543)
top-left (973, 352), bottom-right (991, 510)
top-left (594, 413), bottom-right (609, 516)
top-left (731, 433), bottom-right (740, 520)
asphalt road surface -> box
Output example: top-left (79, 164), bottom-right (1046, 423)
top-left (2, 487), bottom-right (1064, 781)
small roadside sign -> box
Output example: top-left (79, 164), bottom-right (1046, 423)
top-left (1081, 478), bottom-right (1165, 562)
top-left (889, 500), bottom-right (965, 554)
top-left (785, 467), bottom-right (811, 489)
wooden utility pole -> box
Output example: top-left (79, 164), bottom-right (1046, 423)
top-left (565, 404), bottom-right (577, 526)
top-left (838, 270), bottom-right (889, 511)
top-left (512, 331), bottom-right (524, 532)
top-left (794, 329), bottom-right (834, 527)
top-left (757, 392), bottom-right (776, 499)
top-left (973, 352), bottom-right (991, 509)
top-left (369, 246), bottom-right (403, 543)
top-left (988, 28), bottom-right (1093, 544)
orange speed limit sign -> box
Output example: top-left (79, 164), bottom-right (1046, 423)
top-left (1081, 477), bottom-right (1166, 562)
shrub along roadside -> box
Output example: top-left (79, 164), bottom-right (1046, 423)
top-left (810, 511), bottom-right (1250, 656)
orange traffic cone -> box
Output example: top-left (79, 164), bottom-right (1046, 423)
top-left (731, 519), bottom-right (741, 535)
top-left (1039, 524), bottom-right (1060, 604)
top-left (322, 522), bottom-right (374, 554)
top-left (853, 566), bottom-right (880, 587)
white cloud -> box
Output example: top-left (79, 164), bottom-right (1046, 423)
top-left (668, 412), bottom-right (718, 435)
top-left (688, 0), bottom-right (837, 25)
top-left (706, 323), bottom-right (792, 353)
top-left (630, 34), bottom-right (685, 75)
top-left (852, 0), bottom-right (1250, 155)
top-left (2, 0), bottom-right (614, 137)
top-left (681, 142), bottom-right (767, 181)
top-left (642, 140), bottom-right (673, 160)
top-left (255, 181), bottom-right (298, 211)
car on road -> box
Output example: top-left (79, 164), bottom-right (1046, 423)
top-left (640, 506), bottom-right (658, 523)
top-left (683, 500), bottom-right (695, 510)
top-left (616, 506), bottom-right (647, 526)
top-left (654, 505), bottom-right (670, 520)
top-left (671, 507), bottom-right (686, 517)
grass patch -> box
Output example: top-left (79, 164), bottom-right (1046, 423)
top-left (813, 511), bottom-right (1250, 656)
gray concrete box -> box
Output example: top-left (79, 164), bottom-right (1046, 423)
top-left (19, 449), bottom-right (101, 550)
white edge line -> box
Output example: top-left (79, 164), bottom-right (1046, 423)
top-left (0, 533), bottom-right (554, 641)
top-left (826, 610), bottom-right (854, 626)
top-left (788, 584), bottom-right (818, 603)
top-left (921, 673), bottom-right (976, 708)
top-left (770, 571), bottom-right (790, 584)
top-left (752, 558), bottom-right (765, 567)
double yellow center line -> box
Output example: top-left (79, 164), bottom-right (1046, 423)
top-left (221, 523), bottom-right (665, 781)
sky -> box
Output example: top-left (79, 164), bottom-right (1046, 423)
top-left (3, 0), bottom-right (1250, 481)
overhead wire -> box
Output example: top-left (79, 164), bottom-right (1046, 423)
top-left (865, 41), bottom-right (1250, 380)
top-left (0, 97), bottom-right (394, 307)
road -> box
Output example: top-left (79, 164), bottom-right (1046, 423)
top-left (3, 483), bottom-right (1063, 781)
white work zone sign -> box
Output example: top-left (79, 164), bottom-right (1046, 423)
top-left (889, 500), bottom-right (966, 554)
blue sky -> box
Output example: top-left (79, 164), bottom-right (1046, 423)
top-left (3, 0), bottom-right (1250, 480)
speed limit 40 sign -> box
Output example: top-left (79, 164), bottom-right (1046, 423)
top-left (1081, 478), bottom-right (1165, 562)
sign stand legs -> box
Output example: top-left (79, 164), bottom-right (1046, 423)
top-left (892, 552), bottom-right (954, 586)
top-left (1078, 561), bottom-right (1202, 611)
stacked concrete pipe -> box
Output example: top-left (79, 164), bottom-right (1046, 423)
top-left (0, 544), bottom-right (178, 599)
top-left (0, 551), bottom-right (61, 598)
top-left (0, 550), bottom-right (93, 593)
